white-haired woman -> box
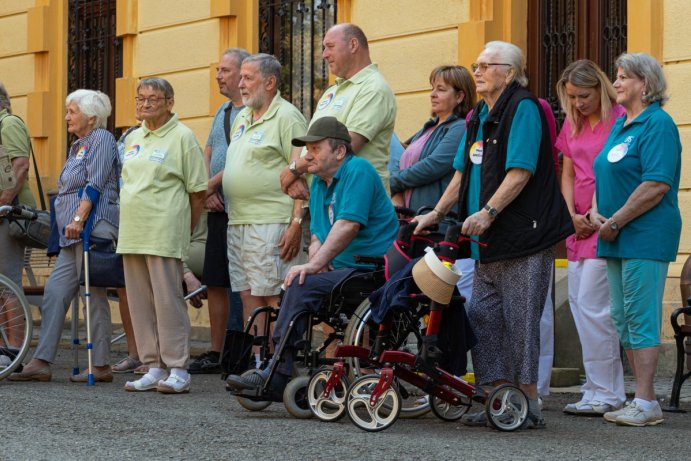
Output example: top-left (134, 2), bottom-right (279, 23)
top-left (592, 53), bottom-right (682, 427)
top-left (414, 41), bottom-right (572, 428)
top-left (10, 89), bottom-right (119, 382)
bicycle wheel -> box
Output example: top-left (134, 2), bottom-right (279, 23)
top-left (343, 299), bottom-right (431, 418)
top-left (0, 274), bottom-right (33, 380)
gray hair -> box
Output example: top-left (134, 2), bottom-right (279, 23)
top-left (223, 48), bottom-right (250, 66)
top-left (483, 41), bottom-right (528, 87)
top-left (242, 53), bottom-right (282, 88)
top-left (137, 77), bottom-right (175, 99)
top-left (0, 82), bottom-right (11, 113)
top-left (615, 53), bottom-right (669, 106)
top-left (65, 89), bottom-right (112, 129)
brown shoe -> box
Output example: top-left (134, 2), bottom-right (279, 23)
top-left (8, 365), bottom-right (52, 382)
top-left (70, 368), bottom-right (114, 383)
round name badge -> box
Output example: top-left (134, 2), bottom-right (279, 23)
top-left (607, 143), bottom-right (628, 163)
top-left (123, 144), bottom-right (140, 160)
top-left (469, 141), bottom-right (483, 165)
top-left (231, 124), bottom-right (245, 142)
top-left (317, 92), bottom-right (334, 110)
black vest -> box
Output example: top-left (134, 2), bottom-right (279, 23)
top-left (458, 82), bottom-right (573, 263)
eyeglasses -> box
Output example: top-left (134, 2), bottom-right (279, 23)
top-left (134, 96), bottom-right (169, 105)
top-left (471, 62), bottom-right (511, 73)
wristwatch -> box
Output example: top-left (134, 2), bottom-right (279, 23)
top-left (609, 218), bottom-right (619, 231)
top-left (288, 160), bottom-right (302, 177)
top-left (483, 204), bottom-right (498, 218)
top-left (292, 216), bottom-right (303, 226)
top-left (73, 216), bottom-right (82, 223)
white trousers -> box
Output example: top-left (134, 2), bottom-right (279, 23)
top-left (568, 258), bottom-right (625, 406)
top-left (538, 266), bottom-right (554, 396)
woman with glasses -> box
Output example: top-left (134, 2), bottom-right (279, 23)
top-left (414, 41), bottom-right (572, 429)
top-left (117, 77), bottom-right (207, 394)
top-left (10, 90), bottom-right (119, 382)
top-left (556, 60), bottom-right (626, 417)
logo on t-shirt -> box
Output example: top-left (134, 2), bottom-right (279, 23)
top-left (331, 97), bottom-right (347, 112)
top-left (232, 124), bottom-right (245, 142)
top-left (248, 131), bottom-right (264, 145)
top-left (317, 92), bottom-right (334, 110)
top-left (469, 141), bottom-right (483, 165)
top-left (328, 194), bottom-right (336, 226)
top-left (148, 149), bottom-right (167, 164)
top-left (123, 144), bottom-right (140, 160)
top-left (75, 145), bottom-right (88, 160)
top-left (607, 143), bottom-right (628, 163)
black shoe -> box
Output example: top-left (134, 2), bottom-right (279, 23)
top-left (226, 372), bottom-right (264, 391)
top-left (188, 351), bottom-right (221, 374)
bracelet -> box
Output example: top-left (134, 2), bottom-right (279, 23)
top-left (432, 208), bottom-right (445, 219)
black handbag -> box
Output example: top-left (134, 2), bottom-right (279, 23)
top-left (79, 236), bottom-right (125, 288)
top-left (7, 205), bottom-right (51, 249)
top-left (220, 330), bottom-right (254, 379)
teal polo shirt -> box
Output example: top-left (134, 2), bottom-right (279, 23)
top-left (593, 102), bottom-right (681, 262)
top-left (452, 100), bottom-right (542, 259)
top-left (309, 155), bottom-right (398, 269)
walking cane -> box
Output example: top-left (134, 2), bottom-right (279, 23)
top-left (80, 186), bottom-right (100, 386)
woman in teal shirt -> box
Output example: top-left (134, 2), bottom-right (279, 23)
top-left (592, 53), bottom-right (682, 427)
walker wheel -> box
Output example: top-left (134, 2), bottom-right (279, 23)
top-left (346, 374), bottom-right (401, 432)
top-left (485, 384), bottom-right (528, 431)
top-left (307, 368), bottom-right (349, 422)
top-left (430, 392), bottom-right (471, 421)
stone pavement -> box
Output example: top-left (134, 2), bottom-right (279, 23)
top-left (551, 375), bottom-right (691, 405)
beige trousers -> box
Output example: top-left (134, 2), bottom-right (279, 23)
top-left (123, 254), bottom-right (190, 369)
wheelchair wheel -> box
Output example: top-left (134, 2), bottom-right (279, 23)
top-left (235, 369), bottom-right (272, 411)
top-left (485, 384), bottom-right (528, 432)
top-left (283, 375), bottom-right (313, 419)
top-left (0, 274), bottom-right (33, 380)
top-left (430, 392), bottom-right (471, 421)
top-left (347, 374), bottom-right (401, 432)
top-left (343, 299), bottom-right (430, 419)
top-left (307, 368), bottom-right (349, 422)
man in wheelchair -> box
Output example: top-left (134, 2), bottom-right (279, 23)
top-left (226, 117), bottom-right (398, 399)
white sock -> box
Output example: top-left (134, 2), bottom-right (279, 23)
top-left (171, 368), bottom-right (189, 380)
top-left (148, 367), bottom-right (167, 380)
top-left (633, 398), bottom-right (656, 411)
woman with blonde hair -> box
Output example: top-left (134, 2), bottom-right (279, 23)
top-left (556, 59), bottom-right (626, 416)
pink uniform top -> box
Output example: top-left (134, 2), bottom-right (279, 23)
top-left (556, 104), bottom-right (625, 260)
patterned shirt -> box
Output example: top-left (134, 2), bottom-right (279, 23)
top-left (55, 128), bottom-right (120, 247)
top-left (206, 101), bottom-right (243, 202)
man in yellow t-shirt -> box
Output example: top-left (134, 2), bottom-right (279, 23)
top-left (279, 23), bottom-right (396, 197)
top-left (222, 54), bottom-right (307, 323)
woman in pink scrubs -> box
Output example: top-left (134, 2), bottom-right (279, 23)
top-left (556, 60), bottom-right (626, 416)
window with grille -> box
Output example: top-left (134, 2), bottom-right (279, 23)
top-left (259, 0), bottom-right (337, 120)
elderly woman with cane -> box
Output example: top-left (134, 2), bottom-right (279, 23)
top-left (118, 77), bottom-right (207, 394)
top-left (10, 90), bottom-right (119, 383)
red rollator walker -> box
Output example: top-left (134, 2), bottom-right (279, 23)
top-left (308, 221), bottom-right (531, 432)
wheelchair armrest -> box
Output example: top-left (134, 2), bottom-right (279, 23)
top-left (353, 255), bottom-right (385, 268)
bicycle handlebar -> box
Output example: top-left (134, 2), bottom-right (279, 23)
top-left (0, 205), bottom-right (38, 221)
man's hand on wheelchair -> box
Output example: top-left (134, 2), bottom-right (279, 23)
top-left (284, 261), bottom-right (322, 287)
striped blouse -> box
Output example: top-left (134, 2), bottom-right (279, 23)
top-left (54, 128), bottom-right (120, 247)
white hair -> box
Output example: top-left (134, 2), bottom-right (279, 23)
top-left (65, 89), bottom-right (112, 129)
top-left (616, 53), bottom-right (669, 106)
top-left (483, 41), bottom-right (528, 87)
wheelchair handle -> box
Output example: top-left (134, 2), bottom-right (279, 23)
top-left (437, 223), bottom-right (464, 261)
top-left (397, 221), bottom-right (417, 242)
top-left (393, 206), bottom-right (416, 219)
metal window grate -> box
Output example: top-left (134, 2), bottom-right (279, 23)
top-left (259, 0), bottom-right (337, 119)
top-left (67, 0), bottom-right (122, 146)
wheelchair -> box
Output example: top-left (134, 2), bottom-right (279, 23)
top-left (223, 207), bottom-right (445, 418)
top-left (338, 221), bottom-right (530, 432)
top-left (225, 264), bottom-right (385, 418)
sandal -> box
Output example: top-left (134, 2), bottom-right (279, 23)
top-left (111, 356), bottom-right (142, 374)
top-left (134, 364), bottom-right (149, 375)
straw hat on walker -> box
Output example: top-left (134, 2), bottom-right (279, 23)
top-left (412, 248), bottom-right (462, 304)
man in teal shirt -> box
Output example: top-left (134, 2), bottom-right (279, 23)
top-left (226, 117), bottom-right (397, 398)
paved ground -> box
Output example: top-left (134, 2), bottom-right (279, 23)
top-left (2, 345), bottom-right (690, 461)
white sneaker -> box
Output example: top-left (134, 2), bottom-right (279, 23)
top-left (614, 401), bottom-right (664, 427)
top-left (125, 372), bottom-right (166, 392)
top-left (157, 373), bottom-right (191, 394)
top-left (564, 400), bottom-right (614, 415)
